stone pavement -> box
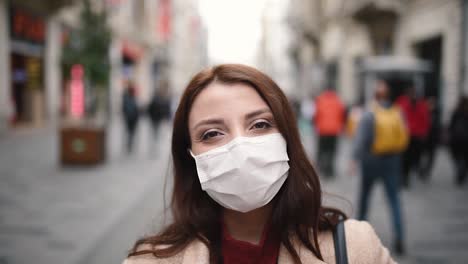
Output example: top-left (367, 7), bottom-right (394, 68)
top-left (0, 118), bottom-right (173, 264)
top-left (299, 119), bottom-right (468, 264)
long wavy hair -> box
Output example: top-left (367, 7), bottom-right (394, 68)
top-left (129, 64), bottom-right (345, 263)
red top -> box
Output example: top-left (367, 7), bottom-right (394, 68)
top-left (222, 221), bottom-right (280, 264)
top-left (396, 95), bottom-right (431, 138)
top-left (314, 90), bottom-right (345, 136)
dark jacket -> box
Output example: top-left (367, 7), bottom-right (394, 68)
top-left (147, 95), bottom-right (170, 123)
top-left (122, 91), bottom-right (139, 124)
top-left (449, 108), bottom-right (468, 155)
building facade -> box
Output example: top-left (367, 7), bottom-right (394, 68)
top-left (0, 0), bottom-right (73, 130)
top-left (0, 0), bottom-right (208, 131)
top-left (168, 0), bottom-right (207, 97)
top-left (106, 0), bottom-right (167, 115)
top-left (290, 0), bottom-right (466, 121)
top-left (257, 0), bottom-right (296, 97)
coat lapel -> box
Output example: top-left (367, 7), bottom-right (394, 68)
top-left (277, 238), bottom-right (328, 264)
top-left (181, 240), bottom-right (210, 264)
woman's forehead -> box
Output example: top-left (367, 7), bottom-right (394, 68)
top-left (189, 82), bottom-right (271, 120)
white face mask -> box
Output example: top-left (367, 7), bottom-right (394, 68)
top-left (190, 133), bottom-right (290, 213)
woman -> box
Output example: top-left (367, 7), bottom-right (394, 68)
top-left (124, 64), bottom-right (394, 263)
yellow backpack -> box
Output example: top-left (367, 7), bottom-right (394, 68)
top-left (372, 104), bottom-right (409, 155)
top-left (346, 107), bottom-right (363, 138)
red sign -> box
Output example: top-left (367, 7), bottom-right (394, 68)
top-left (70, 64), bottom-right (85, 119)
top-left (10, 8), bottom-right (45, 43)
top-left (157, 0), bottom-right (171, 42)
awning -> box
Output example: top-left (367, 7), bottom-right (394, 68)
top-left (12, 0), bottom-right (78, 15)
top-left (360, 56), bottom-right (432, 73)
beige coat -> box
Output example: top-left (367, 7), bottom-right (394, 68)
top-left (123, 219), bottom-right (396, 264)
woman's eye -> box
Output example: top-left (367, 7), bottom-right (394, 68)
top-left (201, 130), bottom-right (222, 140)
top-left (251, 121), bottom-right (271, 130)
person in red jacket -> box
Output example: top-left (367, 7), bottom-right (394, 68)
top-left (396, 86), bottom-right (431, 188)
top-left (314, 88), bottom-right (345, 178)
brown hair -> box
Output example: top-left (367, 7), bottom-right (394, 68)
top-left (128, 64), bottom-right (345, 263)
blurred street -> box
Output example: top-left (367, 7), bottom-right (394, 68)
top-left (0, 118), bottom-right (173, 264)
top-left (0, 118), bottom-right (466, 264)
top-left (299, 119), bottom-right (468, 264)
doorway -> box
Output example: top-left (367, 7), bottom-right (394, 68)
top-left (10, 52), bottom-right (45, 125)
top-left (414, 36), bottom-right (443, 99)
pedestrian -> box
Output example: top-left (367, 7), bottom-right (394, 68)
top-left (147, 80), bottom-right (171, 154)
top-left (396, 86), bottom-right (431, 187)
top-left (314, 87), bottom-right (345, 178)
top-left (448, 96), bottom-right (468, 186)
top-left (420, 96), bottom-right (441, 180)
top-left (124, 64), bottom-right (396, 264)
top-left (351, 80), bottom-right (408, 256)
top-left (122, 82), bottom-right (139, 153)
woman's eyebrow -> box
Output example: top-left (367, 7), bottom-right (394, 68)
top-left (192, 118), bottom-right (224, 131)
top-left (245, 108), bottom-right (272, 120)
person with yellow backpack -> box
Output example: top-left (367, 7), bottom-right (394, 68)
top-left (351, 80), bottom-right (409, 256)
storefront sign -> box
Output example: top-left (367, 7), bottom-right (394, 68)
top-left (10, 7), bottom-right (46, 57)
top-left (10, 8), bottom-right (45, 44)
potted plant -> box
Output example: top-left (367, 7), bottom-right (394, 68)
top-left (60, 0), bottom-right (111, 165)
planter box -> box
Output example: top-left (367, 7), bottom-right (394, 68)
top-left (60, 126), bottom-right (106, 165)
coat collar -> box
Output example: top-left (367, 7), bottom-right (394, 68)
top-left (180, 238), bottom-right (327, 264)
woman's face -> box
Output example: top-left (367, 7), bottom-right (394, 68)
top-left (188, 82), bottom-right (279, 155)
